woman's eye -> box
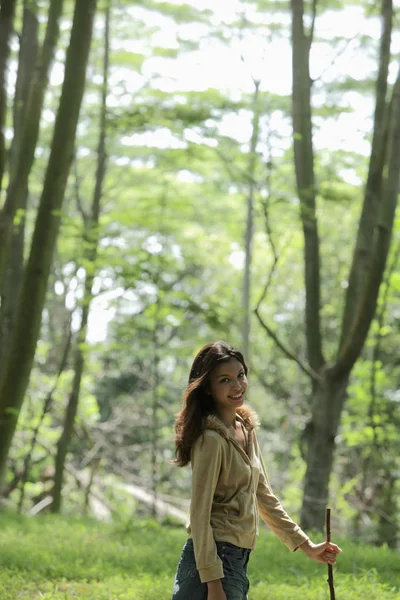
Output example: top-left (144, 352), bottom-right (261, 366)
top-left (239, 372), bottom-right (245, 378)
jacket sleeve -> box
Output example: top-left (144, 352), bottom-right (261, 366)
top-left (253, 431), bottom-right (309, 551)
top-left (189, 431), bottom-right (224, 583)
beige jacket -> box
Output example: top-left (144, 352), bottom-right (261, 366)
top-left (186, 406), bottom-right (309, 583)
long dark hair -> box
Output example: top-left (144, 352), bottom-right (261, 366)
top-left (174, 340), bottom-right (248, 467)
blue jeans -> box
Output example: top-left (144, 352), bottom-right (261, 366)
top-left (171, 538), bottom-right (251, 600)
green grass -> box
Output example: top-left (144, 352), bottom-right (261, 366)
top-left (0, 510), bottom-right (399, 599)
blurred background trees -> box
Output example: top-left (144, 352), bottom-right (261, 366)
top-left (0, 0), bottom-right (398, 547)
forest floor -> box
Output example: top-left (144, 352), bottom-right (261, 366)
top-left (0, 510), bottom-right (399, 599)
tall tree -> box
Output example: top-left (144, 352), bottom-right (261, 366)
top-left (0, 1), bottom-right (39, 370)
top-left (0, 0), bottom-right (65, 369)
top-left (0, 0), bottom-right (98, 494)
top-left (52, 0), bottom-right (110, 513)
top-left (242, 78), bottom-right (261, 361)
top-left (288, 0), bottom-right (400, 529)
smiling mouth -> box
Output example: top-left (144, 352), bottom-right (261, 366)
top-left (229, 393), bottom-right (244, 400)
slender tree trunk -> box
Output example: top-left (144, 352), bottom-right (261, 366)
top-left (376, 471), bottom-right (397, 547)
top-left (10, 2), bottom-right (39, 169)
top-left (0, 0), bottom-right (65, 310)
top-left (52, 1), bottom-right (109, 512)
top-left (149, 189), bottom-right (169, 519)
top-left (0, 0), bottom-right (17, 192)
top-left (83, 458), bottom-right (100, 516)
top-left (290, 0), bottom-right (324, 374)
top-left (151, 319), bottom-right (160, 519)
top-left (0, 2), bottom-right (39, 373)
top-left (242, 79), bottom-right (260, 361)
top-left (0, 0), bottom-right (98, 495)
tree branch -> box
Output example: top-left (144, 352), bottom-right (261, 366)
top-left (255, 191), bottom-right (279, 318)
top-left (255, 308), bottom-right (321, 382)
top-left (312, 36), bottom-right (357, 84)
top-left (254, 126), bottom-right (319, 381)
top-left (214, 146), bottom-right (261, 191)
top-left (309, 0), bottom-right (318, 49)
top-left (74, 155), bottom-right (88, 224)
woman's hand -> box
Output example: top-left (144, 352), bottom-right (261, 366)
top-left (207, 579), bottom-right (227, 600)
top-left (299, 539), bottom-right (342, 564)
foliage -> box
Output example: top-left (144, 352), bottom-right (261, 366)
top-left (0, 0), bottom-right (398, 544)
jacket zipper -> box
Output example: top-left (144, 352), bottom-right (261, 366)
top-left (229, 433), bottom-right (258, 546)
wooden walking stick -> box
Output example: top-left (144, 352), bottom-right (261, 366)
top-left (325, 508), bottom-right (335, 600)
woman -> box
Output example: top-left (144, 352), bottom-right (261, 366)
top-left (171, 341), bottom-right (341, 600)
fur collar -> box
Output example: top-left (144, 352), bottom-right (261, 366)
top-left (204, 405), bottom-right (259, 439)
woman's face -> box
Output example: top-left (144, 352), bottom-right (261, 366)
top-left (208, 358), bottom-right (248, 413)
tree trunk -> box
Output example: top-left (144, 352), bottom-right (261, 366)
top-left (0, 2), bottom-right (39, 373)
top-left (0, 0), bottom-right (64, 311)
top-left (0, 0), bottom-right (97, 495)
top-left (300, 375), bottom-right (347, 529)
top-left (289, 0), bottom-right (400, 531)
top-left (149, 189), bottom-right (169, 518)
top-left (290, 0), bottom-right (324, 374)
top-left (0, 0), bottom-right (17, 192)
top-left (150, 321), bottom-right (160, 519)
top-left (52, 1), bottom-right (109, 513)
top-left (10, 2), bottom-right (39, 168)
top-left (242, 79), bottom-right (260, 361)
top-left (52, 336), bottom-right (86, 513)
top-left (376, 472), bottom-right (397, 548)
